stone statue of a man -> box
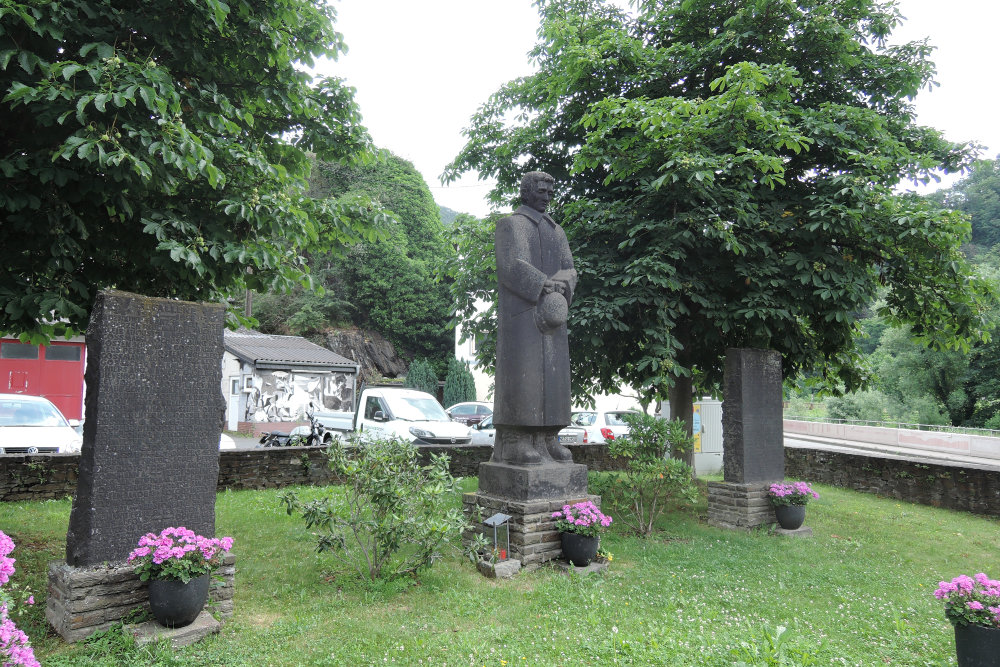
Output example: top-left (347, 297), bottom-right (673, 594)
top-left (492, 171), bottom-right (578, 466)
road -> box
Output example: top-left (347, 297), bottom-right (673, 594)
top-left (785, 434), bottom-right (1000, 472)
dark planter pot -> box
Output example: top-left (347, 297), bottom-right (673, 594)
top-left (955, 623), bottom-right (1000, 667)
top-left (560, 532), bottom-right (599, 567)
top-left (148, 575), bottom-right (210, 628)
top-left (773, 504), bottom-right (806, 530)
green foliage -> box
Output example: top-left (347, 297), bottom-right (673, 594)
top-left (0, 0), bottom-right (386, 341)
top-left (298, 153), bottom-right (454, 364)
top-left (445, 0), bottom-right (991, 416)
top-left (403, 358), bottom-right (438, 397)
top-left (592, 413), bottom-right (697, 537)
top-left (731, 625), bottom-right (819, 666)
top-left (931, 156), bottom-right (1000, 249)
top-left (442, 358), bottom-right (476, 408)
top-left (280, 437), bottom-right (465, 581)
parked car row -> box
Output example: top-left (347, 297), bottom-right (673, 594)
top-left (468, 414), bottom-right (587, 447)
top-left (570, 410), bottom-right (640, 444)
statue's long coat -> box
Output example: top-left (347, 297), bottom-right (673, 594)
top-left (493, 205), bottom-right (577, 427)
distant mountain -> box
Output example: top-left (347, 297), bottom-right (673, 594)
top-left (438, 205), bottom-right (463, 227)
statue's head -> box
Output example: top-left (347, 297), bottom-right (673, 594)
top-left (519, 171), bottom-right (555, 213)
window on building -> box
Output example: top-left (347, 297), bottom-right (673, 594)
top-left (44, 346), bottom-right (82, 361)
top-left (0, 343), bottom-right (38, 360)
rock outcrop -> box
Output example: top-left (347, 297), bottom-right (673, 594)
top-left (324, 328), bottom-right (407, 381)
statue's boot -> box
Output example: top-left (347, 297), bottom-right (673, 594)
top-left (505, 430), bottom-right (543, 466)
top-left (543, 432), bottom-right (574, 462)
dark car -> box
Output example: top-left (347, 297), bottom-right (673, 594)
top-left (445, 401), bottom-right (493, 426)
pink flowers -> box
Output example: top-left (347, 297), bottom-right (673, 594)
top-left (128, 527), bottom-right (234, 584)
top-left (0, 531), bottom-right (39, 667)
top-left (767, 481), bottom-right (820, 507)
top-left (935, 573), bottom-right (1000, 628)
top-left (551, 501), bottom-right (613, 538)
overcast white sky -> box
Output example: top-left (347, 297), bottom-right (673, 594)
top-left (321, 0), bottom-right (1000, 217)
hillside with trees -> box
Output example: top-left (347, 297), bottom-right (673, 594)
top-left (253, 152), bottom-right (456, 377)
top-left (802, 158), bottom-right (1000, 428)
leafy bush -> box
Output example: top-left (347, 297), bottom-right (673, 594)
top-left (592, 413), bottom-right (698, 537)
top-left (442, 357), bottom-right (477, 407)
top-left (280, 437), bottom-right (466, 581)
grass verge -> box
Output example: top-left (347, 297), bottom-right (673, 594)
top-left (1, 477), bottom-right (996, 666)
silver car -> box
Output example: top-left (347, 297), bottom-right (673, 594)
top-left (0, 394), bottom-right (82, 454)
top-left (470, 414), bottom-right (587, 446)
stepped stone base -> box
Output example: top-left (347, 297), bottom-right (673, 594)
top-left (46, 553), bottom-right (235, 642)
top-left (707, 481), bottom-right (776, 530)
top-left (463, 491), bottom-right (599, 572)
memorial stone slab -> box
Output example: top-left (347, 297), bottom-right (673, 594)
top-left (65, 290), bottom-right (225, 566)
top-left (722, 348), bottom-right (784, 484)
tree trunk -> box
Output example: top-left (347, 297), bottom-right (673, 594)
top-left (668, 321), bottom-right (695, 469)
top-left (668, 373), bottom-right (694, 469)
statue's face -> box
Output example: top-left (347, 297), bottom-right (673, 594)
top-left (524, 179), bottom-right (554, 213)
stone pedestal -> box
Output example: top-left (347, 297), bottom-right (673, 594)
top-left (478, 460), bottom-right (588, 501)
top-left (463, 491), bottom-right (598, 571)
top-left (707, 481), bottom-right (774, 530)
top-left (46, 553), bottom-right (235, 642)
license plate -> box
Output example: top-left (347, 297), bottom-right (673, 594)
top-left (558, 435), bottom-right (573, 444)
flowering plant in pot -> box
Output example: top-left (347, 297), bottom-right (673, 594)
top-left (934, 573), bottom-right (1000, 666)
top-left (767, 481), bottom-right (819, 506)
top-left (767, 482), bottom-right (819, 530)
top-left (127, 527), bottom-right (234, 628)
top-left (551, 501), bottom-right (612, 566)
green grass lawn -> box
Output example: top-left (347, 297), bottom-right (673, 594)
top-left (2, 478), bottom-right (997, 666)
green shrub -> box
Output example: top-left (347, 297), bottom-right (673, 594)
top-left (593, 413), bottom-right (698, 537)
top-left (404, 358), bottom-right (438, 396)
top-left (280, 437), bottom-right (466, 581)
top-left (442, 357), bottom-right (476, 407)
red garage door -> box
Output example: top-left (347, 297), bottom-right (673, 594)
top-left (0, 339), bottom-right (86, 420)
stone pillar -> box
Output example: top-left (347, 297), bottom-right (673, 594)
top-left (48, 290), bottom-right (229, 641)
top-left (708, 348), bottom-right (784, 530)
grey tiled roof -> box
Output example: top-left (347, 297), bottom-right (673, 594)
top-left (224, 329), bottom-right (356, 368)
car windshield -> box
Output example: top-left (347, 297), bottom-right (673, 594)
top-left (0, 399), bottom-right (68, 427)
top-left (605, 412), bottom-right (636, 426)
top-left (572, 412), bottom-right (596, 426)
top-left (388, 396), bottom-right (450, 422)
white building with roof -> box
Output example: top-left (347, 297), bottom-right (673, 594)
top-left (221, 329), bottom-right (359, 433)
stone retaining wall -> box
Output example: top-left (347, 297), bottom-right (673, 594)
top-left (9, 446), bottom-right (995, 516)
top-left (785, 448), bottom-right (1000, 516)
top-left (0, 444), bottom-right (626, 501)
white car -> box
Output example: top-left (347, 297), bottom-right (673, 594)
top-left (470, 414), bottom-right (587, 447)
top-left (0, 394), bottom-right (83, 454)
top-left (570, 410), bottom-right (640, 444)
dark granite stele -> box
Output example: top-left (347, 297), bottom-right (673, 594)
top-left (48, 290), bottom-right (230, 642)
top-left (709, 348), bottom-right (786, 531)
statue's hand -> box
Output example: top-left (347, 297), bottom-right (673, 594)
top-left (543, 280), bottom-right (566, 296)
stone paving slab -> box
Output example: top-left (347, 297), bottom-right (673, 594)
top-left (127, 611), bottom-right (221, 648)
top-left (774, 525), bottom-right (813, 538)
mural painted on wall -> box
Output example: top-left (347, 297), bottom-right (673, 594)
top-left (245, 371), bottom-right (353, 422)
